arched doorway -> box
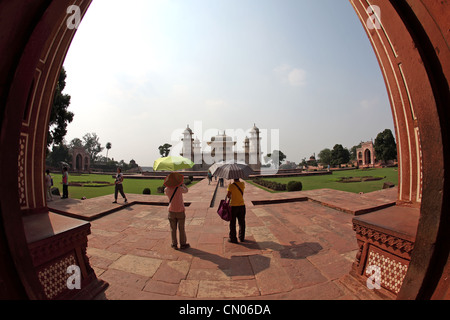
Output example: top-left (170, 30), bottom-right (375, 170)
top-left (358, 152), bottom-right (363, 166)
top-left (0, 0), bottom-right (448, 299)
top-left (76, 154), bottom-right (82, 172)
top-left (70, 146), bottom-right (90, 173)
top-left (364, 149), bottom-right (372, 165)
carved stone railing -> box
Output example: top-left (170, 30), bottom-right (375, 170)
top-left (350, 206), bottom-right (419, 298)
top-left (23, 213), bottom-right (108, 299)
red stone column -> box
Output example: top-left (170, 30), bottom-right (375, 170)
top-left (350, 0), bottom-right (449, 299)
top-left (0, 0), bottom-right (108, 299)
top-left (350, 0), bottom-right (425, 206)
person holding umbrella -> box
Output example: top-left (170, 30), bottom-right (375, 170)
top-left (153, 155), bottom-right (194, 249)
top-left (226, 178), bottom-right (246, 243)
top-left (153, 155), bottom-right (194, 172)
top-left (211, 163), bottom-right (253, 243)
top-left (164, 172), bottom-right (190, 250)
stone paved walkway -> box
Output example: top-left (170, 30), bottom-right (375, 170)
top-left (49, 179), bottom-right (397, 300)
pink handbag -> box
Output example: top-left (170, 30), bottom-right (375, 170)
top-left (217, 197), bottom-right (231, 221)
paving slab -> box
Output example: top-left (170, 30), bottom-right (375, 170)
top-left (55, 178), bottom-right (393, 300)
top-left (177, 280), bottom-right (200, 298)
top-left (108, 254), bottom-right (163, 277)
top-left (197, 280), bottom-right (261, 298)
top-left (250, 254), bottom-right (294, 296)
top-left (248, 185), bottom-right (397, 215)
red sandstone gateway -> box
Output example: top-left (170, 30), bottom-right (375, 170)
top-left (0, 0), bottom-right (448, 300)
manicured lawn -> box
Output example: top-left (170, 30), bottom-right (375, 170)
top-left (49, 173), bottom-right (198, 200)
top-left (250, 168), bottom-right (399, 194)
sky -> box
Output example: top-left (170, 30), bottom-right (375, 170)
top-left (63, 0), bottom-right (395, 166)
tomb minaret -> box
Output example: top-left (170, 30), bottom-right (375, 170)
top-left (181, 125), bottom-right (194, 162)
top-left (249, 124), bottom-right (261, 170)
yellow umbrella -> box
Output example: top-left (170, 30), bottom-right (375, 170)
top-left (153, 156), bottom-right (194, 172)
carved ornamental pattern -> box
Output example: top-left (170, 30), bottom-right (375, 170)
top-left (37, 253), bottom-right (77, 299)
top-left (353, 223), bottom-right (414, 254)
top-left (18, 134), bottom-right (27, 208)
top-left (28, 227), bottom-right (90, 267)
top-left (366, 248), bottom-right (409, 295)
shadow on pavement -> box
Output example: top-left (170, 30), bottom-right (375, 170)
top-left (182, 240), bottom-right (323, 278)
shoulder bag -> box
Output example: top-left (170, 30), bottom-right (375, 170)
top-left (217, 195), bottom-right (231, 221)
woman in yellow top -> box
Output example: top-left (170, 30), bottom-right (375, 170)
top-left (226, 178), bottom-right (246, 243)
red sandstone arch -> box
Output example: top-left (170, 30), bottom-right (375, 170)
top-left (0, 0), bottom-right (448, 299)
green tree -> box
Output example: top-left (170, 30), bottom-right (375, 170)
top-left (83, 133), bottom-right (104, 163)
top-left (158, 143), bottom-right (172, 157)
top-left (47, 67), bottom-right (74, 150)
top-left (69, 137), bottom-right (83, 149)
top-left (129, 159), bottom-right (138, 168)
top-left (299, 158), bottom-right (308, 167)
top-left (350, 142), bottom-right (363, 161)
top-left (374, 129), bottom-right (397, 162)
top-left (307, 156), bottom-right (318, 167)
top-left (331, 144), bottom-right (350, 166)
top-left (46, 143), bottom-right (71, 167)
top-left (106, 142), bottom-right (112, 160)
top-left (318, 148), bottom-right (332, 166)
top-left (266, 150), bottom-right (287, 166)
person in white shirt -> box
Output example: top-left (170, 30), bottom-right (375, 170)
top-left (45, 170), bottom-right (53, 201)
top-left (112, 167), bottom-right (128, 204)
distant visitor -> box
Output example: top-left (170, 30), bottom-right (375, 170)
top-left (45, 170), bottom-right (53, 202)
top-left (61, 167), bottom-right (69, 199)
top-left (112, 167), bottom-right (128, 204)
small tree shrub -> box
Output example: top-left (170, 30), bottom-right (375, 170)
top-left (252, 178), bottom-right (287, 191)
top-left (287, 181), bottom-right (303, 192)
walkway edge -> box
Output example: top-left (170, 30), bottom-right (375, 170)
top-left (49, 201), bottom-right (192, 222)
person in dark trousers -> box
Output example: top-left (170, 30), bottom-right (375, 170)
top-left (61, 167), bottom-right (69, 199)
top-left (207, 170), bottom-right (213, 185)
top-left (226, 178), bottom-right (246, 243)
top-left (113, 167), bottom-right (128, 203)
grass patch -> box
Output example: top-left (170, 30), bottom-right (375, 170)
top-left (49, 173), bottom-right (198, 200)
top-left (333, 176), bottom-right (384, 183)
top-left (249, 168), bottom-right (398, 194)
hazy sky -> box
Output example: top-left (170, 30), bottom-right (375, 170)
top-left (63, 0), bottom-right (395, 166)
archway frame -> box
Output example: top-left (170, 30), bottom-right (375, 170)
top-left (364, 149), bottom-right (372, 165)
top-left (76, 154), bottom-right (82, 171)
top-left (0, 0), bottom-right (448, 299)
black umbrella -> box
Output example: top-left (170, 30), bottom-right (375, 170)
top-left (211, 163), bottom-right (254, 180)
top-left (60, 161), bottom-right (69, 168)
top-left (209, 160), bottom-right (246, 175)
